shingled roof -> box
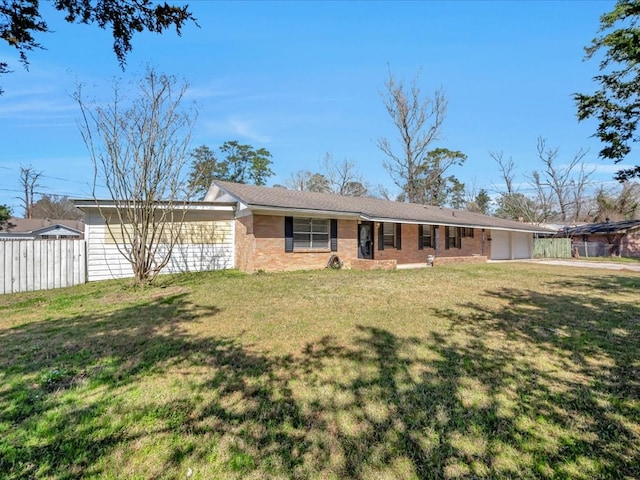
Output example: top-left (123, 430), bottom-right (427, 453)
top-left (2, 218), bottom-right (84, 234)
top-left (559, 219), bottom-right (640, 236)
top-left (207, 181), bottom-right (552, 234)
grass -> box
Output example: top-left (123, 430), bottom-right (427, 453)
top-left (1, 263), bottom-right (639, 479)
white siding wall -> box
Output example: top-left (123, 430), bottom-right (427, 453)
top-left (84, 212), bottom-right (235, 282)
top-left (84, 215), bottom-right (133, 281)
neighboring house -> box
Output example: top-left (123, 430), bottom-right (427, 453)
top-left (558, 220), bottom-right (640, 258)
top-left (0, 218), bottom-right (84, 240)
top-left (75, 181), bottom-right (552, 280)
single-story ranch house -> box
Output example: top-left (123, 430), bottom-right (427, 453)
top-left (75, 181), bottom-right (552, 281)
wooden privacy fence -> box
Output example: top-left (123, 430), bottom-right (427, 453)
top-left (533, 237), bottom-right (572, 259)
top-left (1, 240), bottom-right (87, 295)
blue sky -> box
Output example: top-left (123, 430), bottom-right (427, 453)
top-left (0, 0), bottom-right (632, 213)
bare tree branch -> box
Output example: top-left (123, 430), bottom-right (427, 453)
top-left (377, 67), bottom-right (447, 202)
top-left (490, 151), bottom-right (516, 195)
top-left (531, 137), bottom-right (593, 222)
top-left (18, 165), bottom-right (43, 218)
top-left (76, 67), bottom-right (196, 286)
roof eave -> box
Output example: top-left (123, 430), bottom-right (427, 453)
top-left (361, 214), bottom-right (546, 232)
top-left (250, 205), bottom-right (360, 220)
top-left (249, 206), bottom-right (549, 233)
top-left (73, 199), bottom-right (237, 212)
top-left (31, 225), bottom-right (84, 235)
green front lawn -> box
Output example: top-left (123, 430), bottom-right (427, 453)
top-left (1, 264), bottom-right (639, 479)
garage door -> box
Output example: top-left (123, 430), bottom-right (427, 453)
top-left (490, 231), bottom-right (533, 260)
top-left (512, 232), bottom-right (533, 259)
top-left (491, 230), bottom-right (511, 260)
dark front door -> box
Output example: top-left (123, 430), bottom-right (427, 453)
top-left (358, 222), bottom-right (374, 259)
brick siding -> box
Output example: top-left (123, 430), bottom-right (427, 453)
top-left (573, 228), bottom-right (640, 257)
top-left (235, 214), bottom-right (491, 272)
top-left (434, 255), bottom-right (488, 265)
top-left (240, 214), bottom-right (358, 272)
top-left (573, 230), bottom-right (640, 258)
top-left (351, 258), bottom-right (398, 270)
top-left (622, 229), bottom-right (640, 257)
top-left (234, 215), bottom-right (255, 272)
top-left (375, 224), bottom-right (489, 263)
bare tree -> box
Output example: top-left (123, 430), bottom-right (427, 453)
top-left (530, 138), bottom-right (593, 222)
top-left (31, 194), bottom-right (84, 220)
top-left (373, 184), bottom-right (394, 201)
top-left (593, 182), bottom-right (640, 221)
top-left (530, 170), bottom-right (557, 222)
top-left (18, 165), bottom-right (42, 218)
top-left (286, 170), bottom-right (314, 191)
top-left (76, 67), bottom-right (195, 286)
top-left (491, 141), bottom-right (595, 223)
top-left (464, 178), bottom-right (492, 214)
top-left (287, 153), bottom-right (369, 196)
top-left (285, 170), bottom-right (331, 192)
top-left (491, 151), bottom-right (538, 222)
top-left (491, 151), bottom-right (516, 195)
top-left (570, 163), bottom-right (594, 222)
top-left (377, 68), bottom-right (447, 203)
top-left (321, 153), bottom-right (369, 196)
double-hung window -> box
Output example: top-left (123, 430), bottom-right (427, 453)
top-left (420, 225), bottom-right (436, 249)
top-left (293, 218), bottom-right (329, 250)
top-left (445, 226), bottom-right (462, 249)
top-left (383, 222), bottom-right (396, 248)
top-left (378, 222), bottom-right (401, 250)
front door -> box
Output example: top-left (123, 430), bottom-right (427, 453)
top-left (358, 222), bottom-right (374, 259)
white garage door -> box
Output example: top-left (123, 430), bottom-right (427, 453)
top-left (491, 230), bottom-right (511, 260)
top-left (490, 231), bottom-right (533, 260)
top-left (512, 232), bottom-right (533, 259)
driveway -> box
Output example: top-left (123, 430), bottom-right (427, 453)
top-left (505, 259), bottom-right (640, 273)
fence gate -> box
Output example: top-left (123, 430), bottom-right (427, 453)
top-left (533, 238), bottom-right (572, 259)
top-left (0, 240), bottom-right (87, 295)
